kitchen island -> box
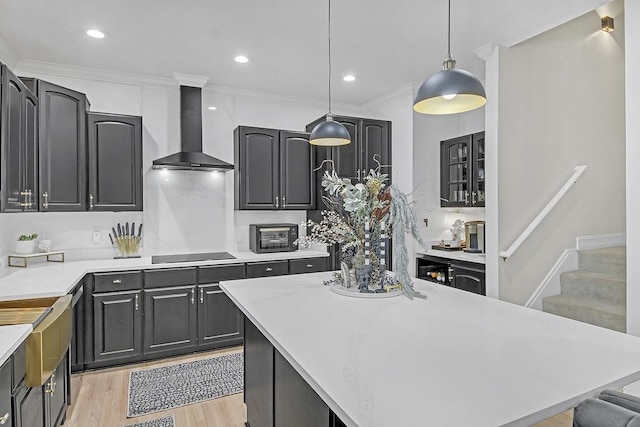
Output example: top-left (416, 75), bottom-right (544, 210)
top-left (221, 272), bottom-right (640, 427)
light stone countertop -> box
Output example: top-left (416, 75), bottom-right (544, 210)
top-left (221, 271), bottom-right (640, 427)
top-left (0, 324), bottom-right (32, 368)
top-left (0, 249), bottom-right (329, 302)
top-left (417, 247), bottom-right (486, 264)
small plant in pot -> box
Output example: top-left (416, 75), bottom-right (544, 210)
top-left (15, 234), bottom-right (38, 254)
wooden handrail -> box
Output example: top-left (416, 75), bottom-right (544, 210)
top-left (499, 165), bottom-right (587, 260)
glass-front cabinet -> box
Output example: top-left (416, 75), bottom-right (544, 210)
top-left (440, 131), bottom-right (485, 208)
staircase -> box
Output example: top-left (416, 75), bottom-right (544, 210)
top-left (542, 246), bottom-right (626, 332)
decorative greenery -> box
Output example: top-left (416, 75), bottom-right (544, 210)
top-left (18, 234), bottom-right (38, 241)
top-left (295, 159), bottom-right (428, 299)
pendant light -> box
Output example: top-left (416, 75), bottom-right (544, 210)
top-left (310, 0), bottom-right (351, 146)
top-left (413, 0), bottom-right (486, 115)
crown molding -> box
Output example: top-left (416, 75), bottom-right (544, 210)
top-left (362, 83), bottom-right (414, 112)
top-left (173, 72), bottom-right (209, 87)
top-left (14, 59), bottom-right (363, 112)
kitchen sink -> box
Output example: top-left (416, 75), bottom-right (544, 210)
top-left (0, 296), bottom-right (71, 386)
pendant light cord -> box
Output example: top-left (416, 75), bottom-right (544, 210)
top-left (328, 0), bottom-right (333, 116)
top-left (447, 0), bottom-right (451, 56)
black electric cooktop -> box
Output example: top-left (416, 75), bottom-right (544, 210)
top-left (151, 252), bottom-right (236, 264)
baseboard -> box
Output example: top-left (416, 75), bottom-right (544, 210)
top-left (525, 249), bottom-right (578, 309)
top-left (576, 233), bottom-right (625, 251)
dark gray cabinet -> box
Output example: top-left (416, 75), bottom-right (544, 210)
top-left (416, 254), bottom-right (486, 296)
top-left (143, 285), bottom-right (198, 353)
top-left (234, 126), bottom-right (315, 210)
top-left (44, 355), bottom-right (68, 427)
top-left (244, 318), bottom-right (274, 427)
top-left (198, 283), bottom-right (243, 347)
top-left (87, 112), bottom-right (143, 211)
top-left (0, 65), bottom-right (38, 212)
top-left (440, 131), bottom-right (485, 207)
top-left (0, 359), bottom-right (12, 426)
top-left (14, 384), bottom-right (44, 427)
top-left (93, 290), bottom-right (142, 362)
top-left (35, 79), bottom-right (88, 211)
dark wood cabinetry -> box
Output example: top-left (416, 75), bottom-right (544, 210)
top-left (35, 79), bottom-right (88, 211)
top-left (0, 359), bottom-right (12, 426)
top-left (245, 319), bottom-right (274, 427)
top-left (198, 283), bottom-right (244, 348)
top-left (234, 126), bottom-right (315, 210)
top-left (416, 254), bottom-right (486, 296)
top-left (143, 285), bottom-right (198, 353)
top-left (93, 290), bottom-right (143, 362)
top-left (44, 355), bottom-right (68, 427)
top-left (1, 65), bottom-right (38, 212)
top-left (87, 112), bottom-right (143, 211)
top-left (440, 131), bottom-right (485, 207)
top-left (14, 384), bottom-right (43, 427)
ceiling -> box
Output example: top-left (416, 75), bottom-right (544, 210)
top-left (0, 0), bottom-right (612, 105)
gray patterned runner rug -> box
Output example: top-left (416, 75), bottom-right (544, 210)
top-left (127, 352), bottom-right (244, 417)
top-left (125, 415), bottom-right (175, 427)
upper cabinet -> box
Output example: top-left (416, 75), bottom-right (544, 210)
top-left (87, 112), bottom-right (143, 211)
top-left (0, 65), bottom-right (39, 212)
top-left (440, 131), bottom-right (485, 208)
top-left (35, 79), bottom-right (88, 212)
top-left (234, 126), bottom-right (315, 210)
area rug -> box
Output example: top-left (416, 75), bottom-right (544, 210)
top-left (127, 352), bottom-right (244, 417)
top-left (125, 415), bottom-right (175, 427)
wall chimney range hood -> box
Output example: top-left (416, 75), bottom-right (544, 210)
top-left (152, 78), bottom-right (233, 172)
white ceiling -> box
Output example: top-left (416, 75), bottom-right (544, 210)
top-left (0, 0), bottom-right (612, 105)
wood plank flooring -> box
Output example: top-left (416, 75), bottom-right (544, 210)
top-left (65, 346), bottom-right (573, 427)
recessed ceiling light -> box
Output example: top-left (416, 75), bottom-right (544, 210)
top-left (86, 29), bottom-right (106, 39)
top-left (234, 55), bottom-right (249, 64)
top-left (343, 75), bottom-right (356, 82)
top-left (208, 106), bottom-right (217, 111)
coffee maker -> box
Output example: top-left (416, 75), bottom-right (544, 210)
top-left (464, 221), bottom-right (485, 253)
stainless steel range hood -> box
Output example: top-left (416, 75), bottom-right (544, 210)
top-left (152, 85), bottom-right (233, 172)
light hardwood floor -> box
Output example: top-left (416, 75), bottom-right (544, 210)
top-left (65, 347), bottom-right (572, 427)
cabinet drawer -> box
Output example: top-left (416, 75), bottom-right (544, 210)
top-left (289, 258), bottom-right (328, 275)
top-left (94, 271), bottom-right (142, 292)
top-left (246, 261), bottom-right (288, 278)
top-left (12, 342), bottom-right (26, 391)
top-left (199, 264), bottom-right (246, 284)
top-left (144, 268), bottom-right (197, 288)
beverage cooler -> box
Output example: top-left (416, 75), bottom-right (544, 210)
top-left (416, 254), bottom-right (486, 296)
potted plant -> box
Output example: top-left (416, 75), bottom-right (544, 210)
top-left (15, 234), bottom-right (38, 254)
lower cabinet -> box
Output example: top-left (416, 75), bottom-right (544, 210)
top-left (0, 359), bottom-right (12, 426)
top-left (416, 255), bottom-right (486, 296)
top-left (245, 319), bottom-right (274, 427)
top-left (143, 285), bottom-right (198, 353)
top-left (44, 355), bottom-right (68, 427)
top-left (93, 290), bottom-right (142, 362)
top-left (198, 284), bottom-right (243, 347)
top-left (14, 384), bottom-right (43, 427)
top-left (451, 262), bottom-right (486, 295)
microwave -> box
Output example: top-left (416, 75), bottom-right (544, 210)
top-left (249, 224), bottom-right (298, 253)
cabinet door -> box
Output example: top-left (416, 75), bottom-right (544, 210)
top-left (38, 80), bottom-right (87, 211)
top-left (440, 135), bottom-right (472, 207)
top-left (280, 131), bottom-right (314, 210)
top-left (143, 286), bottom-right (197, 353)
top-left (23, 90), bottom-right (38, 211)
top-left (451, 264), bottom-right (486, 295)
top-left (330, 117), bottom-right (360, 181)
top-left (14, 384), bottom-right (44, 427)
top-left (274, 351), bottom-right (330, 427)
top-left (93, 291), bottom-right (142, 362)
top-left (0, 360), bottom-right (11, 427)
top-left (43, 355), bottom-right (68, 427)
top-left (245, 318), bottom-right (274, 427)
top-left (87, 113), bottom-right (143, 211)
top-left (1, 67), bottom-right (24, 212)
top-left (197, 284), bottom-right (243, 347)
top-left (471, 132), bottom-right (485, 207)
top-left (234, 127), bottom-right (280, 210)
top-left (361, 119), bottom-right (391, 180)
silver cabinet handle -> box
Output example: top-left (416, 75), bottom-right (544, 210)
top-left (282, 196), bottom-right (286, 208)
top-left (43, 192), bottom-right (49, 209)
top-left (306, 264), bottom-right (313, 268)
top-left (45, 374), bottom-right (56, 396)
top-left (356, 169), bottom-right (361, 180)
top-left (275, 197), bottom-right (279, 208)
top-left (200, 288), bottom-right (204, 304)
top-left (464, 191), bottom-right (469, 205)
top-left (191, 289), bottom-right (195, 304)
top-left (472, 191), bottom-right (477, 205)
top-left (265, 267), bottom-right (273, 272)
top-left (0, 413), bottom-right (9, 424)
top-left (113, 279), bottom-right (122, 284)
top-left (20, 190), bottom-right (29, 208)
top-left (89, 194), bottom-right (94, 210)
top-left (134, 294), bottom-right (139, 311)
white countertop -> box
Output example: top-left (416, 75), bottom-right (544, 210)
top-left (221, 272), bottom-right (640, 427)
top-left (0, 324), bottom-right (32, 368)
top-left (417, 248), bottom-right (486, 264)
top-left (0, 249), bottom-right (328, 302)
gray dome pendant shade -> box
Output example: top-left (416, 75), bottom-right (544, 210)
top-left (413, 0), bottom-right (486, 115)
top-left (310, 0), bottom-right (351, 146)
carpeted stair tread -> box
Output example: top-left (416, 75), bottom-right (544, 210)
top-left (542, 294), bottom-right (625, 332)
top-left (579, 246), bottom-right (626, 278)
top-left (559, 270), bottom-right (626, 305)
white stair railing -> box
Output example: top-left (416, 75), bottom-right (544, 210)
top-left (499, 165), bottom-right (587, 260)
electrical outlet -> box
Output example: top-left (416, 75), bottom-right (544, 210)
top-left (423, 219), bottom-right (429, 227)
top-left (92, 227), bottom-right (101, 243)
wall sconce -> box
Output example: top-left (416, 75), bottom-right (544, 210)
top-left (601, 16), bottom-right (614, 32)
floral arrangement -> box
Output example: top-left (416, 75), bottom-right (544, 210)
top-left (450, 219), bottom-right (464, 241)
top-left (296, 161), bottom-right (427, 298)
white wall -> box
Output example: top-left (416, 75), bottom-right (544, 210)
top-left (494, 10), bottom-right (626, 304)
top-left (0, 65), bottom-right (364, 262)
